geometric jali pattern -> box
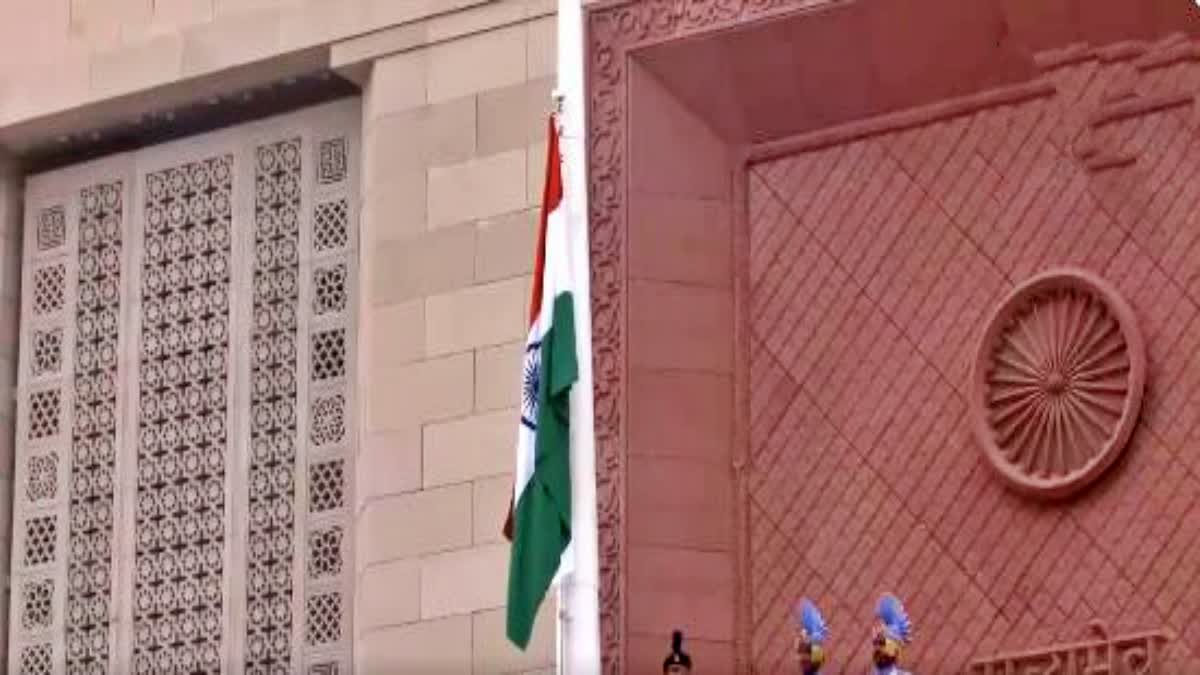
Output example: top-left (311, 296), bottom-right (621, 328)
top-left (244, 138), bottom-right (303, 673)
top-left (305, 592), bottom-right (342, 647)
top-left (748, 44), bottom-right (1200, 673)
top-left (32, 264), bottom-right (66, 315)
top-left (23, 515), bottom-right (57, 567)
top-left (313, 263), bottom-right (348, 316)
top-left (310, 393), bottom-right (346, 447)
top-left (11, 103), bottom-right (359, 675)
top-left (134, 155), bottom-right (233, 674)
top-left (309, 459), bottom-right (345, 513)
top-left (307, 525), bottom-right (344, 580)
top-left (26, 453), bottom-right (57, 502)
top-left (28, 389), bottom-right (61, 440)
top-left (67, 180), bottom-right (123, 673)
top-left (21, 580), bottom-right (53, 631)
top-left (303, 130), bottom-right (356, 668)
top-left (311, 328), bottom-right (346, 382)
top-left (20, 643), bottom-right (53, 675)
top-left (313, 199), bottom-right (349, 252)
top-left (31, 328), bottom-right (62, 376)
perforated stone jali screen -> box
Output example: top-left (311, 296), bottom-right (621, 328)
top-left (9, 100), bottom-right (360, 674)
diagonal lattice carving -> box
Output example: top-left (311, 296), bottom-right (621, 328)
top-left (746, 39), bottom-right (1200, 671)
top-left (311, 328), bottom-right (346, 381)
top-left (305, 592), bottom-right (342, 647)
top-left (23, 515), bottom-right (57, 567)
top-left (32, 264), bottom-right (66, 316)
top-left (313, 199), bottom-right (349, 252)
top-left (20, 643), bottom-right (52, 675)
top-left (309, 459), bottom-right (345, 513)
top-left (28, 389), bottom-right (61, 440)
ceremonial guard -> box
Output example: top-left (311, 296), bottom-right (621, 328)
top-left (662, 630), bottom-right (693, 674)
top-left (871, 594), bottom-right (914, 675)
top-left (793, 599), bottom-right (830, 675)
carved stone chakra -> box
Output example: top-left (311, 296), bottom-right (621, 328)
top-left (971, 269), bottom-right (1146, 499)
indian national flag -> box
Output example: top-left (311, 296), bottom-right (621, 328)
top-left (503, 115), bottom-right (578, 650)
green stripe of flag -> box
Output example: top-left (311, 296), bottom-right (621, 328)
top-left (506, 291), bottom-right (577, 649)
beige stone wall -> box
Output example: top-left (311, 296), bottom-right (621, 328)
top-left (0, 0), bottom-right (559, 672)
top-left (0, 0), bottom-right (542, 126)
top-left (353, 14), bottom-right (559, 672)
top-left (0, 161), bottom-right (21, 663)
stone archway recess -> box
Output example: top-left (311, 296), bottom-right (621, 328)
top-left (583, 0), bottom-right (1200, 672)
top-left (584, 3), bottom-right (861, 672)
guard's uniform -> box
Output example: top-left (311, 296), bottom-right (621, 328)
top-left (871, 594), bottom-right (915, 675)
top-left (793, 599), bottom-right (829, 675)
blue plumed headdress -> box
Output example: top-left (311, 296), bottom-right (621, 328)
top-left (795, 598), bottom-right (829, 644)
top-left (876, 593), bottom-right (913, 646)
top-left (794, 598), bottom-right (829, 667)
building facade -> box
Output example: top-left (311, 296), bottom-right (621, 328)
top-left (6, 0), bottom-right (1200, 673)
top-left (582, 0), bottom-right (1200, 672)
top-left (0, 0), bottom-right (558, 672)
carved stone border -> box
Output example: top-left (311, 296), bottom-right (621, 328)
top-left (584, 2), bottom-right (837, 672)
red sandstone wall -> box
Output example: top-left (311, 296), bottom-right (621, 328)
top-left (625, 61), bottom-right (739, 672)
top-left (747, 37), bottom-right (1200, 673)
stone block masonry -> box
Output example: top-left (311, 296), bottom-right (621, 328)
top-left (355, 6), bottom-right (559, 672)
top-left (0, 0), bottom-right (559, 671)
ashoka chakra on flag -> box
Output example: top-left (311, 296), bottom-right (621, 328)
top-left (521, 340), bottom-right (541, 431)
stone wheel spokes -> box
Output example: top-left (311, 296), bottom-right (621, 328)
top-left (971, 269), bottom-right (1146, 499)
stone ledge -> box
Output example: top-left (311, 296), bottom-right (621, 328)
top-left (0, 0), bottom-right (555, 156)
top-left (331, 0), bottom-right (555, 73)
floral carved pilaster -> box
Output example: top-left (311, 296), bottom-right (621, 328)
top-left (586, 7), bottom-right (630, 675)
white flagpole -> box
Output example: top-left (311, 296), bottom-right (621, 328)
top-left (556, 582), bottom-right (565, 675)
top-left (556, 0), bottom-right (601, 672)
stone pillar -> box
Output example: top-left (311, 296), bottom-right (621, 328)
top-left (0, 157), bottom-right (23, 664)
top-left (353, 12), bottom-right (559, 673)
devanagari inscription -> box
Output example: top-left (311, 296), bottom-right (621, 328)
top-left (967, 621), bottom-right (1171, 675)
